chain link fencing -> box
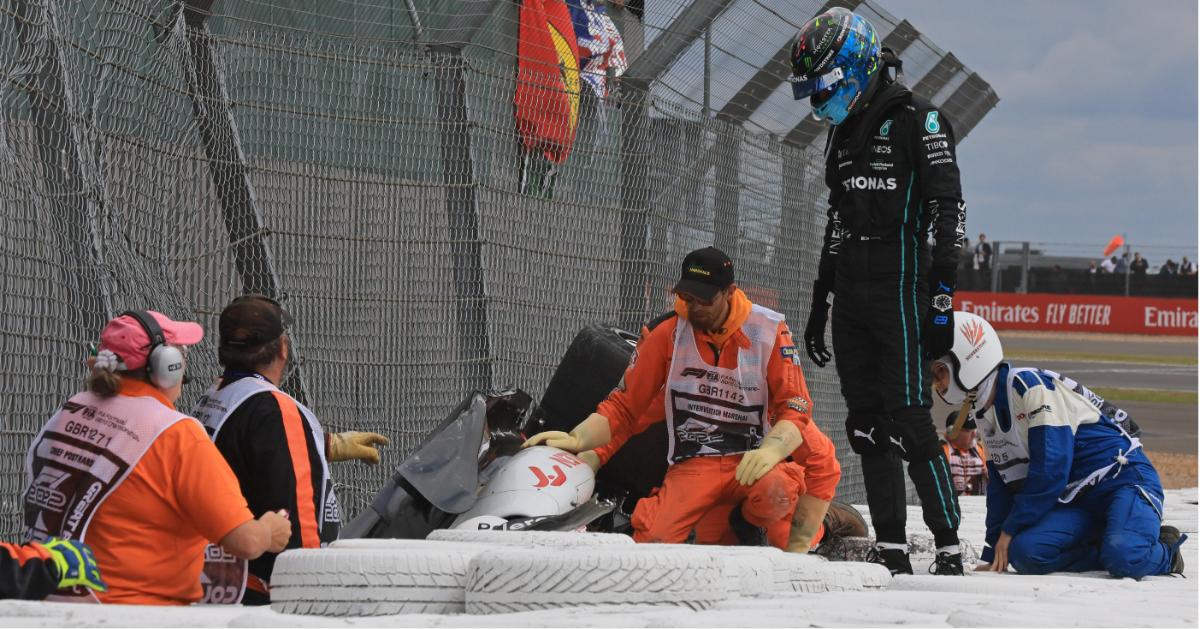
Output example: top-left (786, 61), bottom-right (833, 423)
top-left (0, 0), bottom-right (996, 536)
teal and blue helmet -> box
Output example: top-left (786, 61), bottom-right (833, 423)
top-left (789, 7), bottom-right (880, 125)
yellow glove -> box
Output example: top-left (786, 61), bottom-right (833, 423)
top-left (577, 450), bottom-right (601, 472)
top-left (329, 431), bottom-right (390, 464)
top-left (734, 422), bottom-right (802, 486)
top-left (521, 431), bottom-right (584, 452)
top-left (43, 538), bottom-right (106, 593)
top-left (522, 413), bottom-right (612, 453)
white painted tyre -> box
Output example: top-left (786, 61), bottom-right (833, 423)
top-left (821, 561), bottom-right (893, 589)
top-left (464, 547), bottom-right (726, 614)
top-left (329, 538), bottom-right (486, 551)
top-left (271, 544), bottom-right (482, 616)
top-left (775, 552), bottom-right (882, 593)
top-left (694, 545), bottom-right (788, 596)
top-left (427, 529), bottom-right (634, 546)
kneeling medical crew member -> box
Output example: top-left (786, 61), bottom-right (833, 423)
top-left (933, 312), bottom-right (1185, 578)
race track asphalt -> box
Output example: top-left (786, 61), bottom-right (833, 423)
top-left (995, 333), bottom-right (1196, 455)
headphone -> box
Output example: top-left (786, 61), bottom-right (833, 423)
top-left (121, 310), bottom-right (186, 389)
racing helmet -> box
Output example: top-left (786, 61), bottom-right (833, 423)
top-left (941, 311), bottom-right (1004, 392)
top-left (789, 7), bottom-right (880, 125)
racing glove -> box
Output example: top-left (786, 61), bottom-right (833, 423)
top-left (329, 431), bottom-right (390, 464)
top-left (803, 281), bottom-right (833, 368)
top-left (735, 421), bottom-right (802, 486)
top-left (43, 538), bottom-right (106, 593)
top-left (923, 267), bottom-right (956, 359)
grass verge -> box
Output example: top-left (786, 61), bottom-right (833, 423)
top-left (1090, 387), bottom-right (1197, 405)
top-left (1006, 349), bottom-right (1197, 366)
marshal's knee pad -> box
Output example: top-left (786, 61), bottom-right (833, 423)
top-left (845, 412), bottom-right (890, 456)
top-left (887, 406), bottom-right (942, 462)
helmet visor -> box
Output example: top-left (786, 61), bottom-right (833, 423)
top-left (790, 67), bottom-right (844, 100)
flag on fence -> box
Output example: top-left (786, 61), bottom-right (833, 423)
top-left (1102, 234), bottom-right (1125, 258)
top-left (516, 0), bottom-right (581, 165)
top-left (565, 0), bottom-right (628, 99)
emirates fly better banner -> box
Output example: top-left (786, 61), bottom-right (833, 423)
top-left (956, 292), bottom-right (1198, 336)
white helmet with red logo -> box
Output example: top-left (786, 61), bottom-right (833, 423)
top-left (943, 311), bottom-right (1004, 392)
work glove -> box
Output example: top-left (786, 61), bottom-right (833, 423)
top-left (734, 436), bottom-right (793, 486)
top-left (43, 538), bottom-right (106, 593)
top-left (923, 268), bottom-right (956, 359)
top-left (522, 413), bottom-right (611, 453)
top-left (329, 431), bottom-right (390, 464)
top-left (803, 281), bottom-right (833, 367)
top-left (521, 431), bottom-right (585, 452)
top-left (577, 450), bottom-right (601, 472)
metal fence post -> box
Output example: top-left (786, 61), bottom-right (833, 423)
top-left (1123, 241), bottom-right (1131, 297)
top-left (172, 4), bottom-right (312, 402)
top-left (620, 80), bottom-right (651, 331)
top-left (12, 0), bottom-right (110, 335)
top-left (1019, 241), bottom-right (1030, 294)
top-left (433, 48), bottom-right (491, 393)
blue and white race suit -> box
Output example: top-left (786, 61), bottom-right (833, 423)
top-left (976, 364), bottom-right (1175, 578)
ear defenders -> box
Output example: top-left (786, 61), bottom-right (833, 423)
top-left (121, 311), bottom-right (186, 389)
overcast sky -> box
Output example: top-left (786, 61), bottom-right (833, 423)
top-left (877, 0), bottom-right (1198, 263)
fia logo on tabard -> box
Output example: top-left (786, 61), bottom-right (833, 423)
top-left (925, 111), bottom-right (941, 134)
top-left (879, 119), bottom-right (893, 136)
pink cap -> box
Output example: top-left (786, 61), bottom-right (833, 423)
top-left (98, 310), bottom-right (204, 371)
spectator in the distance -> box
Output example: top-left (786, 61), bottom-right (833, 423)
top-left (1100, 256), bottom-right (1117, 274)
top-left (1130, 252), bottom-right (1149, 277)
top-left (1180, 256), bottom-right (1195, 276)
top-left (974, 234), bottom-right (992, 291)
top-left (1115, 252), bottom-right (1129, 275)
top-left (1158, 259), bottom-right (1177, 276)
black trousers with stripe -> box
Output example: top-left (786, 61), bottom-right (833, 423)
top-left (832, 273), bottom-right (961, 548)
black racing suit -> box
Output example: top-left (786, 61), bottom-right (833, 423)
top-left (817, 80), bottom-right (966, 548)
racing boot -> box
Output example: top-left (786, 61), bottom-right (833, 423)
top-left (866, 545), bottom-right (913, 575)
top-left (930, 550), bottom-right (965, 575)
top-left (1160, 525), bottom-right (1188, 575)
top-left (729, 504), bottom-right (769, 546)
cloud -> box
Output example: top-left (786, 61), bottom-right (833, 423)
top-left (880, 0), bottom-right (1197, 253)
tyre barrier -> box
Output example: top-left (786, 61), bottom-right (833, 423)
top-left (426, 529), bottom-right (634, 546)
top-left (464, 546), bottom-right (726, 614)
top-left (272, 538), bottom-right (895, 617)
top-left (271, 544), bottom-right (483, 616)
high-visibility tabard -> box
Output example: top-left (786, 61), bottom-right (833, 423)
top-left (24, 391), bottom-right (192, 602)
top-left (193, 377), bottom-right (339, 603)
top-left (664, 305), bottom-right (783, 463)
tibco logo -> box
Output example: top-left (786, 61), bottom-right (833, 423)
top-left (842, 176), bottom-right (897, 191)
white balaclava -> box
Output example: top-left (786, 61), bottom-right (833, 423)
top-left (936, 357), bottom-right (999, 410)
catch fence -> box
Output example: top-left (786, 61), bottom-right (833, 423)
top-left (0, 0), bottom-right (996, 535)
